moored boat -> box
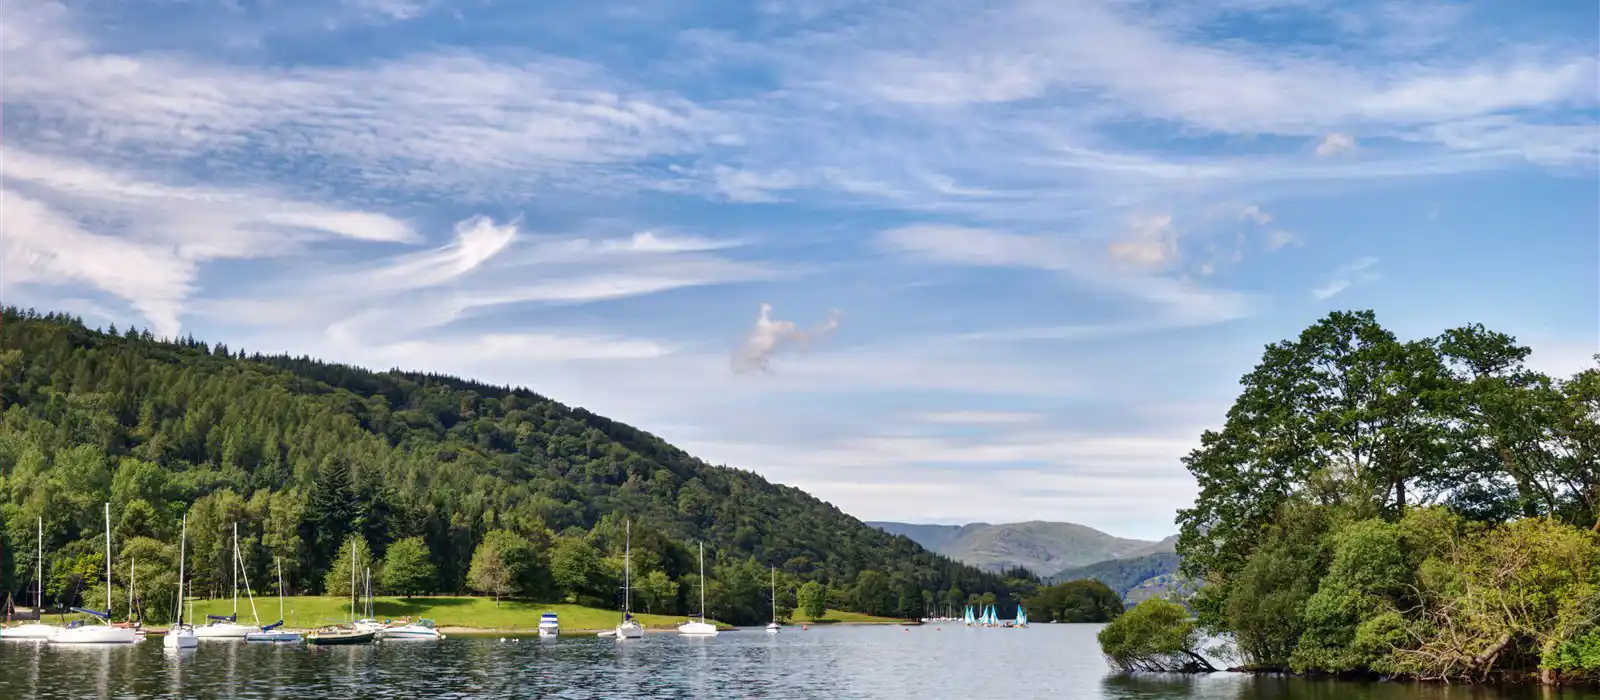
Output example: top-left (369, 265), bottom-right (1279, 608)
top-left (383, 618), bottom-right (442, 640)
top-left (614, 520), bottom-right (645, 640)
top-left (538, 612), bottom-right (560, 638)
top-left (306, 625), bottom-right (377, 646)
top-left (677, 542), bottom-right (718, 637)
top-left (49, 504), bottom-right (136, 645)
top-left (164, 514), bottom-right (198, 649)
top-left (2, 517), bottom-right (62, 641)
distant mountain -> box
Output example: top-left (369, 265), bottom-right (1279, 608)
top-left (1047, 551), bottom-right (1181, 594)
top-left (867, 520), bottom-right (1170, 575)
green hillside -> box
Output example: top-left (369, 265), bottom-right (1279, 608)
top-left (1047, 551), bottom-right (1181, 599)
top-left (0, 308), bottom-right (1019, 627)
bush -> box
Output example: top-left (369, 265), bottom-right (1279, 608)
top-left (1098, 598), bottom-right (1216, 673)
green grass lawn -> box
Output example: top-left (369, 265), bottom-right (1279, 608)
top-left (789, 609), bottom-right (901, 624)
top-left (187, 596), bottom-right (724, 631)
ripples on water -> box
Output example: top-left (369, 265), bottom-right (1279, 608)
top-left (2, 624), bottom-right (1597, 700)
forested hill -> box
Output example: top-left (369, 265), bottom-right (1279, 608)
top-left (0, 308), bottom-right (1019, 623)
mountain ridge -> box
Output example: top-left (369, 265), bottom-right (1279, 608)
top-left (868, 520), bottom-right (1174, 575)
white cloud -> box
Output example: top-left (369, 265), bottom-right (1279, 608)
top-left (1311, 256), bottom-right (1381, 300)
top-left (1316, 133), bottom-right (1358, 157)
top-left (1107, 214), bottom-right (1179, 267)
top-left (912, 411), bottom-right (1041, 425)
top-left (732, 303), bottom-right (842, 374)
top-left (1, 150), bottom-right (415, 337)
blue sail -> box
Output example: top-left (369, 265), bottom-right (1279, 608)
top-left (71, 607), bottom-right (110, 620)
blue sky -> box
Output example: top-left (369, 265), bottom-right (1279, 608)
top-left (3, 0), bottom-right (1596, 540)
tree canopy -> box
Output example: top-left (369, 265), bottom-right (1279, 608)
top-left (1161, 310), bottom-right (1599, 685)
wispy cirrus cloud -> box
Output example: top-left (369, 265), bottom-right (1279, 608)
top-left (1312, 256), bottom-right (1382, 300)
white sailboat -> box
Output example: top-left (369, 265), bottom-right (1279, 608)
top-left (245, 557), bottom-right (301, 642)
top-left (353, 566), bottom-right (386, 635)
top-left (49, 503), bottom-right (137, 644)
top-left (677, 542), bottom-right (717, 636)
top-left (2, 517), bottom-right (62, 640)
top-left (765, 566), bottom-right (780, 633)
top-left (612, 519), bottom-right (644, 640)
top-left (195, 523), bottom-right (258, 638)
top-left (165, 514), bottom-right (198, 648)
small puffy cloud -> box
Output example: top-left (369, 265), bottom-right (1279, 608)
top-left (1266, 229), bottom-right (1298, 250)
top-left (1316, 133), bottom-right (1359, 157)
top-left (1107, 214), bottom-right (1179, 267)
top-left (733, 303), bottom-right (843, 374)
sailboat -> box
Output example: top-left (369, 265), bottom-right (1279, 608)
top-left (48, 503), bottom-right (138, 644)
top-left (353, 567), bottom-right (386, 635)
top-left (195, 523), bottom-right (259, 638)
top-left (246, 557), bottom-right (301, 642)
top-left (765, 566), bottom-right (780, 633)
top-left (611, 519), bottom-right (644, 640)
top-left (1015, 604), bottom-right (1028, 628)
top-left (164, 514), bottom-right (198, 648)
top-left (1, 517), bottom-right (63, 640)
top-left (307, 540), bottom-right (376, 645)
top-left (963, 605), bottom-right (975, 627)
top-left (677, 542), bottom-right (717, 636)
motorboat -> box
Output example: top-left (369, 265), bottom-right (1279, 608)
top-left (538, 612), bottom-right (559, 638)
top-left (383, 618), bottom-right (442, 640)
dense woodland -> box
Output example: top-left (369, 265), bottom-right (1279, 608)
top-left (0, 308), bottom-right (1041, 626)
top-left (1101, 311), bottom-right (1599, 684)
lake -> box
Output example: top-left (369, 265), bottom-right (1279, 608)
top-left (2, 624), bottom-right (1596, 699)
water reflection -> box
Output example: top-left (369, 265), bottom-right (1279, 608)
top-left (2, 626), bottom-right (1596, 700)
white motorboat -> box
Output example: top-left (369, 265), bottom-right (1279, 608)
top-left (538, 613), bottom-right (559, 638)
top-left (164, 514), bottom-right (198, 649)
top-left (383, 618), bottom-right (442, 640)
top-left (677, 542), bottom-right (718, 637)
top-left (614, 519), bottom-right (645, 640)
top-left (2, 517), bottom-right (62, 640)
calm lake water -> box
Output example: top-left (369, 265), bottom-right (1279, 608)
top-left (2, 624), bottom-right (1596, 700)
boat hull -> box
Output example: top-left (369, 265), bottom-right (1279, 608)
top-left (244, 631), bottom-right (302, 643)
top-left (677, 621), bottom-right (718, 636)
top-left (194, 622), bottom-right (255, 638)
top-left (1, 623), bottom-right (63, 639)
top-left (765, 623), bottom-right (781, 634)
top-left (538, 627), bottom-right (559, 638)
top-left (381, 628), bottom-right (439, 639)
top-left (614, 622), bottom-right (644, 639)
top-left (49, 626), bottom-right (139, 644)
top-left (163, 630), bottom-right (199, 648)
top-left (306, 630), bottom-right (376, 646)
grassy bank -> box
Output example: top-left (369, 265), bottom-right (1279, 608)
top-left (187, 596), bottom-right (724, 632)
top-left (789, 609), bottom-right (901, 625)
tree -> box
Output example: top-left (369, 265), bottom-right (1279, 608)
top-left (1026, 579), bottom-right (1123, 623)
top-left (636, 570), bottom-right (678, 614)
top-left (852, 570), bottom-right (893, 617)
top-left (550, 536), bottom-right (605, 604)
top-left (1177, 311), bottom-right (1452, 583)
top-left (467, 530), bottom-right (531, 605)
top-left (380, 536), bottom-right (435, 598)
top-left (1098, 598), bottom-right (1217, 673)
top-left (322, 535), bottom-right (373, 598)
top-left (798, 581), bottom-right (826, 619)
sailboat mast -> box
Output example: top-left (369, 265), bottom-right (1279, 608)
top-left (698, 542), bottom-right (706, 624)
top-left (624, 520), bottom-right (631, 614)
top-left (770, 566), bottom-right (776, 624)
top-left (349, 540), bottom-right (357, 624)
top-left (231, 522), bottom-right (239, 616)
top-left (104, 502), bottom-right (112, 619)
top-left (128, 558), bottom-right (135, 622)
top-left (36, 516), bottom-right (43, 611)
top-left (177, 515), bottom-right (187, 627)
top-left (276, 557), bottom-right (284, 622)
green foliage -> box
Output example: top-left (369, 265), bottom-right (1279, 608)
top-left (0, 308), bottom-right (1016, 620)
top-left (467, 530), bottom-right (534, 604)
top-left (1048, 552), bottom-right (1179, 597)
top-left (323, 535), bottom-right (372, 597)
top-left (1161, 310), bottom-right (1600, 683)
top-left (798, 581), bottom-right (826, 619)
top-left (1097, 598), bottom-right (1215, 673)
top-left (1025, 579), bottom-right (1123, 623)
top-left (380, 536), bottom-right (435, 597)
